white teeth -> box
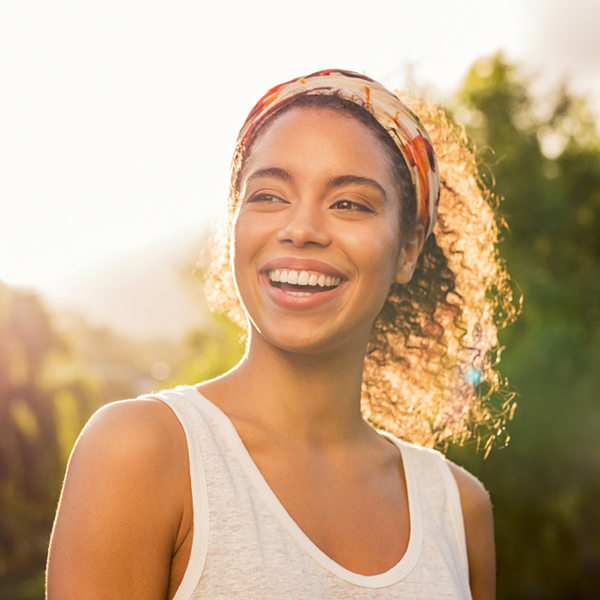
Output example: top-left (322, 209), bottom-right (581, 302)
top-left (286, 291), bottom-right (312, 297)
top-left (266, 268), bottom-right (342, 288)
top-left (298, 270), bottom-right (309, 285)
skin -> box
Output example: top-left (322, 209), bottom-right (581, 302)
top-left (46, 107), bottom-right (495, 599)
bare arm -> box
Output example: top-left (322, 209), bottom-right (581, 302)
top-left (448, 462), bottom-right (496, 600)
top-left (46, 398), bottom-right (191, 600)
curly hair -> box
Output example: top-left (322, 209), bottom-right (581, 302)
top-left (204, 93), bottom-right (519, 451)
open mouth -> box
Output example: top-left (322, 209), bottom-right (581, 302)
top-left (267, 269), bottom-right (342, 297)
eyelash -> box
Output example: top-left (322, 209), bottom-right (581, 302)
top-left (248, 194), bottom-right (373, 213)
top-left (331, 199), bottom-right (372, 212)
top-left (249, 193), bottom-right (285, 203)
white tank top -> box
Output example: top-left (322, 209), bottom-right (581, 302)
top-left (150, 386), bottom-right (471, 599)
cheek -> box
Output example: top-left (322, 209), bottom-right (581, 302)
top-left (230, 215), bottom-right (251, 293)
top-left (365, 218), bottom-right (403, 275)
top-left (231, 208), bottom-right (256, 262)
top-left (230, 211), bottom-right (269, 298)
top-left (375, 248), bottom-right (404, 308)
top-left (231, 224), bottom-right (250, 294)
top-left (367, 241), bottom-right (400, 290)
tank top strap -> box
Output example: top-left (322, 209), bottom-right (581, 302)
top-left (384, 436), bottom-right (469, 575)
top-left (146, 386), bottom-right (212, 599)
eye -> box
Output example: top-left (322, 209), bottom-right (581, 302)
top-left (249, 193), bottom-right (286, 204)
top-left (330, 199), bottom-right (373, 212)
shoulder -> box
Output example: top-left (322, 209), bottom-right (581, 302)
top-left (68, 395), bottom-right (193, 517)
top-left (72, 396), bottom-right (188, 478)
top-left (81, 395), bottom-right (185, 447)
top-left (446, 460), bottom-right (492, 520)
top-left (447, 460), bottom-right (496, 600)
top-left (47, 396), bottom-right (191, 599)
top-left (61, 394), bottom-right (191, 525)
top-left (394, 439), bottom-right (491, 515)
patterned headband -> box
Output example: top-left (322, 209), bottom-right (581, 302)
top-left (235, 69), bottom-right (440, 238)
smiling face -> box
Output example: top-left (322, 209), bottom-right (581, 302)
top-left (232, 107), bottom-right (421, 356)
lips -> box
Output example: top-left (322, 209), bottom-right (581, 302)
top-left (260, 259), bottom-right (346, 307)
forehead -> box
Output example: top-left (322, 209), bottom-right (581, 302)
top-left (241, 107), bottom-right (396, 187)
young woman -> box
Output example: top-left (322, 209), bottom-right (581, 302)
top-left (47, 69), bottom-right (515, 599)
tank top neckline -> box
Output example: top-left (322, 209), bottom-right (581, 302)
top-left (180, 385), bottom-right (424, 588)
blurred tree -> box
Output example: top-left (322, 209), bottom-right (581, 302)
top-left (166, 313), bottom-right (245, 387)
top-left (0, 282), bottom-right (100, 599)
top-left (0, 280), bottom-right (242, 599)
top-left (447, 53), bottom-right (600, 598)
top-left (168, 255), bottom-right (246, 387)
top-left (54, 311), bottom-right (180, 403)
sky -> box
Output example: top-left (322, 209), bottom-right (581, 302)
top-left (1, 0), bottom-right (599, 305)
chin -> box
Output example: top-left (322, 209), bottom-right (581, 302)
top-left (249, 319), bottom-right (370, 359)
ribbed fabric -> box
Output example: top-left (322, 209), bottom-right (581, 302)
top-left (150, 386), bottom-right (471, 599)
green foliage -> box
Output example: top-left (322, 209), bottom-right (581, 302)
top-left (447, 53), bottom-right (600, 598)
top-left (0, 283), bottom-right (99, 599)
top-left (167, 313), bottom-right (245, 386)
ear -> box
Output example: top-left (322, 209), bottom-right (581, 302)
top-left (394, 225), bottom-right (425, 285)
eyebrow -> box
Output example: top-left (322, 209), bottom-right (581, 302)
top-left (326, 175), bottom-right (387, 201)
top-left (246, 167), bottom-right (294, 185)
top-left (245, 169), bottom-right (387, 201)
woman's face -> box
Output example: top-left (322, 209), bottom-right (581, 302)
top-left (232, 107), bottom-right (420, 356)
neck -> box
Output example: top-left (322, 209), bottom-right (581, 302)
top-left (204, 328), bottom-right (372, 447)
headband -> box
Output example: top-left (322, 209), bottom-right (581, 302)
top-left (235, 69), bottom-right (440, 238)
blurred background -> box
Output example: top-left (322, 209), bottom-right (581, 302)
top-left (1, 1), bottom-right (599, 598)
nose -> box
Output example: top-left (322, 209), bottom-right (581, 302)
top-left (276, 202), bottom-right (331, 248)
